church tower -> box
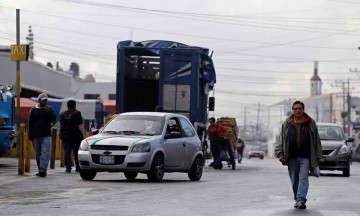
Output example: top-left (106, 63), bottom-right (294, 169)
top-left (310, 61), bottom-right (322, 96)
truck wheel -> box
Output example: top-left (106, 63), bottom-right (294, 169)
top-left (147, 154), bottom-right (165, 181)
top-left (79, 170), bottom-right (97, 181)
top-left (124, 171), bottom-right (138, 180)
top-left (188, 156), bottom-right (203, 181)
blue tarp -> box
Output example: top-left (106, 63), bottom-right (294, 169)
top-left (117, 40), bottom-right (216, 92)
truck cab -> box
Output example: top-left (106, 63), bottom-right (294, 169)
top-left (116, 40), bottom-right (216, 142)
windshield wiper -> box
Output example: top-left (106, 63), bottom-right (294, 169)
top-left (118, 131), bottom-right (140, 135)
top-left (102, 130), bottom-right (119, 134)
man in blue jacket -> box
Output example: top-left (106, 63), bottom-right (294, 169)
top-left (28, 93), bottom-right (56, 177)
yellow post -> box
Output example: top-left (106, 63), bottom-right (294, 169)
top-left (50, 128), bottom-right (56, 169)
top-left (24, 127), bottom-right (30, 172)
top-left (60, 139), bottom-right (64, 167)
top-left (18, 125), bottom-right (24, 174)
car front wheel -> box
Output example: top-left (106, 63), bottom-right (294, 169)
top-left (343, 166), bottom-right (350, 177)
top-left (147, 154), bottom-right (165, 182)
top-left (188, 156), bottom-right (203, 181)
top-left (79, 170), bottom-right (97, 181)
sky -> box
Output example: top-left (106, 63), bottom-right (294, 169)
top-left (1, 0), bottom-right (360, 126)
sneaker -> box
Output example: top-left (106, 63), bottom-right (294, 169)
top-left (36, 171), bottom-right (47, 177)
top-left (294, 202), bottom-right (301, 208)
top-left (209, 162), bottom-right (214, 167)
top-left (298, 202), bottom-right (306, 209)
top-left (65, 168), bottom-right (71, 173)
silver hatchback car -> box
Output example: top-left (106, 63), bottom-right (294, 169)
top-left (317, 123), bottom-right (354, 177)
top-left (78, 112), bottom-right (203, 181)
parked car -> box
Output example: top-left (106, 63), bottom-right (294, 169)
top-left (247, 146), bottom-right (265, 159)
top-left (78, 112), bottom-right (204, 182)
top-left (317, 123), bottom-right (354, 177)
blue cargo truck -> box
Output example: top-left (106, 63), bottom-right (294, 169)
top-left (0, 85), bottom-right (15, 157)
top-left (116, 40), bottom-right (216, 143)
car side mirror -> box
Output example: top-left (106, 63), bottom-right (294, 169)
top-left (346, 137), bottom-right (354, 143)
top-left (165, 131), bottom-right (181, 139)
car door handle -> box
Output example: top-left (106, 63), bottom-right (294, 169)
top-left (183, 143), bottom-right (186, 147)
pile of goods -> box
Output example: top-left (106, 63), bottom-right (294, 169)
top-left (217, 117), bottom-right (238, 156)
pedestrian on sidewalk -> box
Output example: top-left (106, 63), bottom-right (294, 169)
top-left (275, 101), bottom-right (323, 209)
top-left (60, 99), bottom-right (85, 173)
top-left (28, 93), bottom-right (56, 177)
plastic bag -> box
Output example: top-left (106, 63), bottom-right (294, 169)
top-left (312, 166), bottom-right (321, 178)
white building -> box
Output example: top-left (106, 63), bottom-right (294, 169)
top-left (0, 46), bottom-right (115, 101)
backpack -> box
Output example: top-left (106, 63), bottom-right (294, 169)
top-left (60, 110), bottom-right (77, 141)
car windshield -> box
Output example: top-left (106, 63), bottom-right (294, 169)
top-left (102, 115), bottom-right (164, 136)
top-left (318, 126), bottom-right (344, 141)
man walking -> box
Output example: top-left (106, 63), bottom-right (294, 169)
top-left (28, 93), bottom-right (56, 177)
top-left (60, 99), bottom-right (85, 173)
top-left (275, 101), bottom-right (322, 209)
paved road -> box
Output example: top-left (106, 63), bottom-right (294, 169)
top-left (1, 157), bottom-right (360, 216)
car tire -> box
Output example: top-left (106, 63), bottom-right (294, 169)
top-left (147, 154), bottom-right (165, 182)
top-left (343, 167), bottom-right (350, 177)
top-left (188, 156), bottom-right (203, 181)
top-left (79, 170), bottom-right (97, 181)
top-left (124, 171), bottom-right (138, 180)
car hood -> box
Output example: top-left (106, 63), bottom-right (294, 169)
top-left (85, 134), bottom-right (151, 146)
top-left (320, 140), bottom-right (345, 150)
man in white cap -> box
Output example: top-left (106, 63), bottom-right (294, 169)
top-left (28, 93), bottom-right (56, 177)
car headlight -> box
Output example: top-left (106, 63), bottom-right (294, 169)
top-left (132, 142), bottom-right (150, 152)
top-left (338, 145), bottom-right (349, 154)
top-left (80, 140), bottom-right (90, 151)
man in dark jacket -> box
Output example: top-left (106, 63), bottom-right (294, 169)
top-left (275, 101), bottom-right (322, 210)
top-left (28, 93), bottom-right (56, 177)
top-left (60, 100), bottom-right (85, 173)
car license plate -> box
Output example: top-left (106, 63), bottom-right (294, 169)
top-left (100, 155), bottom-right (115, 165)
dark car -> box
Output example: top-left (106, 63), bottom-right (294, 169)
top-left (317, 123), bottom-right (354, 177)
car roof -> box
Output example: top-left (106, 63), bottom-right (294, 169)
top-left (316, 122), bottom-right (342, 127)
top-left (119, 112), bottom-right (185, 118)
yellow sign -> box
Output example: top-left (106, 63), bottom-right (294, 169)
top-left (10, 44), bottom-right (29, 61)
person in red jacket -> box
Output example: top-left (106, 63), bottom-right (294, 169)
top-left (207, 117), bottom-right (227, 169)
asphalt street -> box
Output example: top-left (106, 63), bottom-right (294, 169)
top-left (0, 157), bottom-right (360, 216)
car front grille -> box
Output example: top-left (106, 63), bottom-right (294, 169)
top-left (91, 155), bottom-right (126, 165)
top-left (90, 145), bottom-right (129, 151)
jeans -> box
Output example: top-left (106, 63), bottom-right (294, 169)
top-left (63, 140), bottom-right (81, 171)
top-left (287, 157), bottom-right (310, 203)
top-left (32, 137), bottom-right (51, 173)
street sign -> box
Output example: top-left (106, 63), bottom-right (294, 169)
top-left (10, 44), bottom-right (29, 61)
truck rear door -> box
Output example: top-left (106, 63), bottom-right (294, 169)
top-left (159, 49), bottom-right (200, 123)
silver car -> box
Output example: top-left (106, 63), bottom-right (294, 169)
top-left (78, 112), bottom-right (203, 181)
top-left (317, 123), bottom-right (354, 177)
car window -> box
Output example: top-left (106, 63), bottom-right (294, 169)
top-left (318, 126), bottom-right (344, 140)
top-left (102, 115), bottom-right (164, 136)
top-left (166, 117), bottom-right (182, 136)
top-left (179, 117), bottom-right (195, 137)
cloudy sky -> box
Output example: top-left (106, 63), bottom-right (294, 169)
top-left (1, 0), bottom-right (360, 125)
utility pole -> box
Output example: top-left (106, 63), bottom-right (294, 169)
top-left (255, 103), bottom-right (260, 145)
top-left (332, 80), bottom-right (351, 134)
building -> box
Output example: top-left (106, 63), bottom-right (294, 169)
top-left (310, 61), bottom-right (322, 96)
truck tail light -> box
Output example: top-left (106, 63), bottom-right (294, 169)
top-left (0, 118), bottom-right (5, 126)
